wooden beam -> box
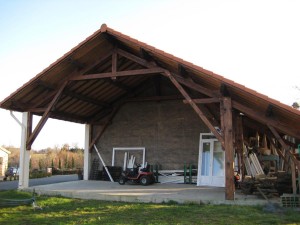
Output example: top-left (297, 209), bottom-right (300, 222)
top-left (26, 81), bottom-right (68, 150)
top-left (231, 101), bottom-right (300, 140)
top-left (26, 112), bottom-right (33, 150)
top-left (112, 50), bottom-right (117, 77)
top-left (172, 73), bottom-right (220, 98)
top-left (126, 95), bottom-right (184, 102)
top-left (183, 98), bottom-right (220, 104)
top-left (88, 105), bottom-right (121, 152)
top-left (266, 134), bottom-right (286, 160)
top-left (221, 97), bottom-right (235, 200)
top-left (117, 48), bottom-right (156, 68)
top-left (140, 48), bottom-right (153, 61)
top-left (268, 125), bottom-right (300, 169)
top-left (70, 67), bottom-right (165, 81)
top-left (26, 108), bottom-right (47, 113)
top-left (104, 78), bottom-right (132, 92)
top-left (165, 70), bottom-right (224, 145)
top-left (28, 51), bottom-right (113, 110)
top-left (178, 64), bottom-right (189, 78)
top-left (174, 77), bottom-right (299, 139)
top-left (220, 83), bottom-right (230, 97)
top-left (235, 115), bottom-right (244, 176)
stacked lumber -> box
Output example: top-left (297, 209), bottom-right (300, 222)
top-left (244, 152), bottom-right (265, 177)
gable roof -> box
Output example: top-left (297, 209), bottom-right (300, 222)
top-left (1, 24), bottom-right (300, 139)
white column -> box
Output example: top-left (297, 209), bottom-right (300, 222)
top-left (18, 112), bottom-right (30, 189)
top-left (83, 124), bottom-right (91, 180)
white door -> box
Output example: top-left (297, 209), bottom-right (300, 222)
top-left (197, 134), bottom-right (225, 187)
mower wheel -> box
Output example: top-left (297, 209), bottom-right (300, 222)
top-left (140, 176), bottom-right (150, 186)
top-left (118, 176), bottom-right (126, 185)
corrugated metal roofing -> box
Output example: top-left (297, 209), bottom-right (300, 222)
top-left (1, 24), bottom-right (299, 139)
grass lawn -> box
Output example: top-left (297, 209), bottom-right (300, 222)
top-left (0, 190), bottom-right (299, 225)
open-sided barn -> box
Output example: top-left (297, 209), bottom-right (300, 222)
top-left (1, 24), bottom-right (299, 200)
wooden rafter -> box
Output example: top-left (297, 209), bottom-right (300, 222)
top-left (112, 50), bottom-right (117, 77)
top-left (233, 101), bottom-right (300, 139)
top-left (104, 78), bottom-right (132, 92)
top-left (186, 97), bottom-right (300, 139)
top-left (28, 51), bottom-right (113, 110)
top-left (126, 95), bottom-right (183, 102)
top-left (172, 74), bottom-right (219, 98)
top-left (63, 89), bottom-right (110, 108)
top-left (164, 70), bottom-right (224, 145)
top-left (26, 81), bottom-right (68, 150)
top-left (70, 67), bottom-right (165, 81)
top-left (117, 48), bottom-right (156, 68)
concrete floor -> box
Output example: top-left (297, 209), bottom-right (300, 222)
top-left (23, 180), bottom-right (280, 206)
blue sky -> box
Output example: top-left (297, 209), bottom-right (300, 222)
top-left (0, 0), bottom-right (299, 149)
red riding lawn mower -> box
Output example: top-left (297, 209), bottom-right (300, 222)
top-left (118, 164), bottom-right (155, 186)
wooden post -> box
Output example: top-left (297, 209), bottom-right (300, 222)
top-left (235, 115), bottom-right (244, 178)
top-left (291, 161), bottom-right (297, 194)
top-left (221, 97), bottom-right (235, 200)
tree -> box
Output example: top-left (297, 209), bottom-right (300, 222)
top-left (292, 102), bottom-right (299, 109)
top-left (71, 157), bottom-right (75, 169)
top-left (58, 158), bottom-right (62, 169)
top-left (38, 160), bottom-right (42, 170)
top-left (29, 159), bottom-right (32, 170)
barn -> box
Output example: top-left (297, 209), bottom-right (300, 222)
top-left (1, 24), bottom-right (299, 200)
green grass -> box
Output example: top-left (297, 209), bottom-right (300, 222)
top-left (0, 190), bottom-right (299, 225)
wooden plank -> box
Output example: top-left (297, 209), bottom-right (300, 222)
top-left (165, 70), bottom-right (224, 145)
top-left (266, 134), bottom-right (286, 161)
top-left (222, 97), bottom-right (235, 200)
top-left (183, 97), bottom-right (220, 104)
top-left (268, 125), bottom-right (300, 170)
top-left (70, 67), bottom-right (165, 81)
top-left (26, 81), bottom-right (68, 150)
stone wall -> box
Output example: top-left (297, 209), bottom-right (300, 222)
top-left (92, 100), bottom-right (209, 170)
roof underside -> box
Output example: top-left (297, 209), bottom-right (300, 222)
top-left (1, 24), bottom-right (300, 140)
